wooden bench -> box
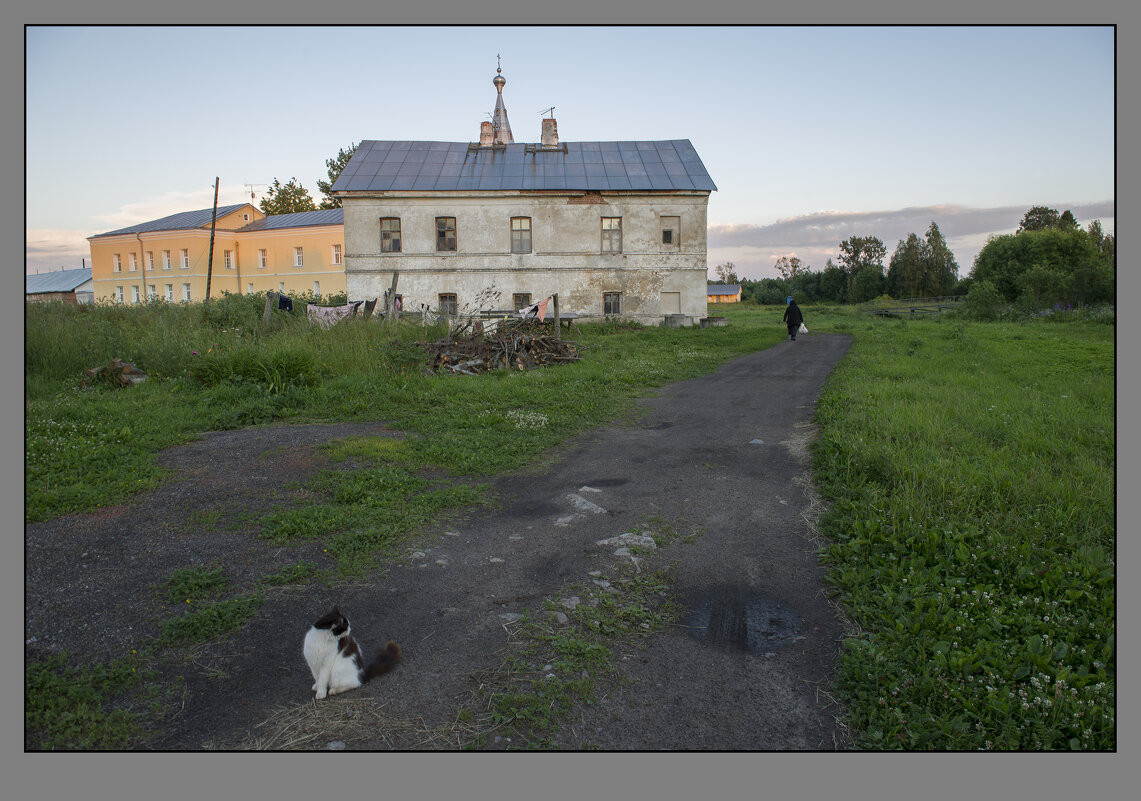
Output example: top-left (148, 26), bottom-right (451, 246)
top-left (478, 309), bottom-right (579, 332)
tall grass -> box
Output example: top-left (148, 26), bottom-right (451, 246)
top-left (25, 299), bottom-right (784, 522)
top-left (811, 314), bottom-right (1114, 749)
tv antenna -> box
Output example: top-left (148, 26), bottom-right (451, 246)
top-left (244, 183), bottom-right (267, 200)
top-left (538, 106), bottom-right (555, 117)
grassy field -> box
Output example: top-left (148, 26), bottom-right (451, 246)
top-left (24, 295), bottom-right (1114, 750)
top-left (809, 307), bottom-right (1115, 750)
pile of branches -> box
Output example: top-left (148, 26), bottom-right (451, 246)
top-left (422, 327), bottom-right (582, 375)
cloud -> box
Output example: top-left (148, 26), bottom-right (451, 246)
top-left (708, 202), bottom-right (1115, 280)
top-left (25, 229), bottom-right (97, 274)
top-left (91, 186), bottom-right (258, 230)
top-left (26, 185), bottom-right (260, 275)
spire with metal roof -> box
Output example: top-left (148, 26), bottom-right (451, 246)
top-left (491, 56), bottom-right (514, 144)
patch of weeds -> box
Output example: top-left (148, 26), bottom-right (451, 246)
top-left (160, 593), bottom-right (265, 645)
top-left (466, 567), bottom-right (681, 749)
top-left (259, 504), bottom-right (352, 543)
top-left (25, 650), bottom-right (156, 750)
top-left (159, 566), bottom-right (228, 605)
top-left (641, 514), bottom-right (699, 548)
top-left (259, 462), bottom-right (488, 577)
top-left (261, 560), bottom-right (319, 586)
top-left (323, 435), bottom-right (413, 465)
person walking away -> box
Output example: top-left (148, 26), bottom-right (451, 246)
top-left (783, 298), bottom-right (804, 341)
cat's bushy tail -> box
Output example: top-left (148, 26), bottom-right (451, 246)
top-left (362, 641), bottom-right (402, 682)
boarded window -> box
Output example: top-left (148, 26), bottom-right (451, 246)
top-left (661, 216), bottom-right (680, 248)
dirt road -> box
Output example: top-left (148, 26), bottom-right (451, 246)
top-left (25, 332), bottom-right (853, 750)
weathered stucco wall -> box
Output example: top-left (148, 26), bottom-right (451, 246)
top-left (342, 192), bottom-right (710, 322)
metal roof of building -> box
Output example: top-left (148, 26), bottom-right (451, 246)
top-left (332, 140), bottom-right (717, 194)
top-left (26, 268), bottom-right (93, 294)
top-left (238, 208), bottom-right (343, 231)
top-left (707, 284), bottom-right (742, 295)
top-left (91, 204), bottom-right (251, 238)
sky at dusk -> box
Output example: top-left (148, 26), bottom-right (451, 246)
top-left (25, 25), bottom-right (1115, 281)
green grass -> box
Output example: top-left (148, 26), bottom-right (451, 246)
top-left (464, 565), bottom-right (683, 750)
top-left (160, 593), bottom-right (266, 645)
top-left (26, 300), bottom-right (784, 523)
top-left (25, 651), bottom-right (158, 750)
top-left (25, 299), bottom-right (1114, 751)
top-left (261, 560), bottom-right (320, 586)
top-left (810, 314), bottom-right (1114, 750)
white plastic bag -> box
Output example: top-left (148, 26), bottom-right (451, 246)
top-left (798, 323), bottom-right (808, 334)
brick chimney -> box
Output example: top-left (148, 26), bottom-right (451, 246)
top-left (541, 117), bottom-right (559, 147)
top-left (480, 121), bottom-right (494, 145)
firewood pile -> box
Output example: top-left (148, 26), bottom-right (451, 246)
top-left (422, 328), bottom-right (583, 375)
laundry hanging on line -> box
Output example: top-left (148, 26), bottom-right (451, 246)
top-left (517, 296), bottom-right (553, 321)
top-left (306, 301), bottom-right (363, 328)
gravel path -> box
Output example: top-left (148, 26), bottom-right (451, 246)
top-left (25, 333), bottom-right (853, 750)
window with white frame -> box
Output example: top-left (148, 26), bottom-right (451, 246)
top-left (294, 247), bottom-right (304, 267)
top-left (147, 284), bottom-right (156, 300)
top-left (131, 286), bottom-right (140, 303)
top-left (113, 254), bottom-right (122, 272)
top-left (278, 282), bottom-right (285, 292)
top-left (313, 281), bottom-right (320, 296)
top-left (115, 286), bottom-right (124, 303)
top-left (146, 251), bottom-right (154, 270)
top-left (258, 249), bottom-right (268, 268)
top-left (248, 283), bottom-right (254, 294)
top-left (511, 217), bottom-right (532, 253)
top-left (224, 250), bottom-right (233, 270)
top-left (129, 253), bottom-right (138, 272)
top-left (182, 283), bottom-right (191, 301)
top-left (380, 218), bottom-right (401, 252)
top-left (164, 284), bottom-right (173, 301)
top-left (332, 244), bottom-right (342, 265)
top-left (601, 217), bottom-right (622, 253)
top-left (180, 249), bottom-right (189, 269)
top-left (162, 250), bottom-right (171, 270)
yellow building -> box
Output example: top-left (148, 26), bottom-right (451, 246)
top-left (87, 204), bottom-right (346, 304)
top-left (707, 283), bottom-right (742, 303)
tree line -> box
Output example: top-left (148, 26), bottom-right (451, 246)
top-left (713, 206), bottom-right (1114, 309)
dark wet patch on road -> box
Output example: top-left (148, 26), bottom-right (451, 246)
top-left (680, 585), bottom-right (804, 655)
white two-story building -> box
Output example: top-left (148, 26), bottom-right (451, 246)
top-left (333, 66), bottom-right (717, 323)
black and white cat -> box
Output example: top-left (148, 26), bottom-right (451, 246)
top-left (303, 607), bottom-right (401, 699)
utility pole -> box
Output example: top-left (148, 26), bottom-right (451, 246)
top-left (205, 177), bottom-right (219, 303)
